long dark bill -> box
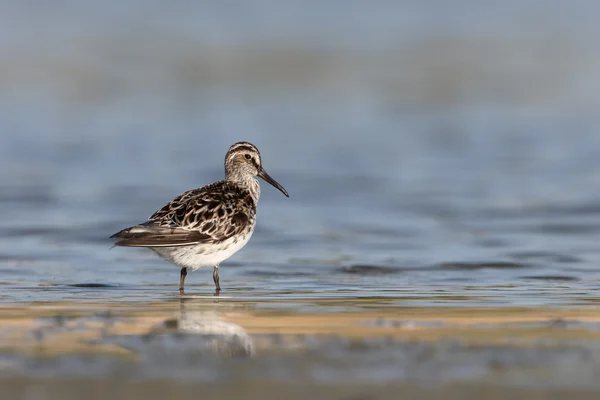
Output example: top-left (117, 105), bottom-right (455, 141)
top-left (258, 168), bottom-right (289, 197)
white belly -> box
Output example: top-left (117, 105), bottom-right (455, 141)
top-left (151, 230), bottom-right (254, 271)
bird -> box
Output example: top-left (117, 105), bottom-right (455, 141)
top-left (110, 142), bottom-right (289, 293)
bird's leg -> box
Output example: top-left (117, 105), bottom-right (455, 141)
top-left (213, 265), bottom-right (221, 292)
top-left (179, 267), bottom-right (187, 292)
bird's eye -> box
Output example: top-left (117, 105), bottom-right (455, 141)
top-left (244, 154), bottom-right (252, 160)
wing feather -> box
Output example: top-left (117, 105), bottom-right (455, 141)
top-left (111, 181), bottom-right (255, 248)
top-left (110, 223), bottom-right (212, 247)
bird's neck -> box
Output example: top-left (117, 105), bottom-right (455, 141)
top-left (226, 173), bottom-right (261, 204)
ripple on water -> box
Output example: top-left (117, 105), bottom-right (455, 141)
top-left (67, 283), bottom-right (122, 288)
top-left (507, 251), bottom-right (583, 264)
top-left (519, 275), bottom-right (579, 282)
top-left (337, 265), bottom-right (401, 275)
top-left (437, 262), bottom-right (528, 270)
top-left (533, 223), bottom-right (600, 235)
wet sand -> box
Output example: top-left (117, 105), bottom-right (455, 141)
top-left (2, 300), bottom-right (600, 399)
top-left (4, 301), bottom-right (600, 354)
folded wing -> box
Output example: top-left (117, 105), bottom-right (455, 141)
top-left (111, 181), bottom-right (255, 248)
top-left (110, 223), bottom-right (212, 247)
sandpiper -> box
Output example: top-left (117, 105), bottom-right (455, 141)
top-left (111, 142), bottom-right (289, 293)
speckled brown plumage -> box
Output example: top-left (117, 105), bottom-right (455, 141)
top-left (110, 141), bottom-right (289, 293)
top-left (112, 181), bottom-right (256, 247)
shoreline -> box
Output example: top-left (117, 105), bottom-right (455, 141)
top-left (2, 301), bottom-right (600, 356)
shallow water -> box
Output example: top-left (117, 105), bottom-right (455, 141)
top-left (2, 1), bottom-right (600, 397)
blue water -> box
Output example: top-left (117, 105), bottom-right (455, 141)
top-left (1, 1), bottom-right (600, 306)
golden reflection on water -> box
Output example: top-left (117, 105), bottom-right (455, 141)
top-left (2, 298), bottom-right (600, 357)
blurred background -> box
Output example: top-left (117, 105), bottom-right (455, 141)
top-left (2, 0), bottom-right (600, 297)
top-left (2, 1), bottom-right (600, 396)
top-left (1, 0), bottom-right (600, 293)
top-left (2, 0), bottom-right (600, 294)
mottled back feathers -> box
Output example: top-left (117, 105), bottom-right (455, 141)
top-left (111, 180), bottom-right (256, 248)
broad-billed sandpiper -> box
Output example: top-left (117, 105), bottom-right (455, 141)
top-left (111, 142), bottom-right (289, 292)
